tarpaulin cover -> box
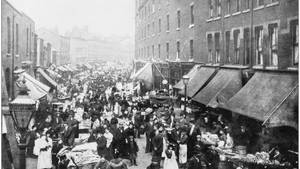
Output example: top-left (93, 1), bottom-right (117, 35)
top-left (17, 72), bottom-right (50, 100)
top-left (193, 69), bottom-right (242, 107)
top-left (37, 68), bottom-right (58, 87)
top-left (173, 65), bottom-right (199, 90)
top-left (222, 71), bottom-right (298, 124)
top-left (179, 66), bottom-right (216, 97)
top-left (131, 62), bottom-right (154, 89)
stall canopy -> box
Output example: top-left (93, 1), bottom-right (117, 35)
top-left (37, 68), bottom-right (58, 88)
top-left (131, 62), bottom-right (160, 90)
top-left (179, 66), bottom-right (217, 97)
top-left (46, 69), bottom-right (62, 78)
top-left (193, 69), bottom-right (242, 107)
top-left (222, 71), bottom-right (298, 129)
top-left (17, 72), bottom-right (50, 101)
top-left (57, 66), bottom-right (67, 72)
top-left (173, 65), bottom-right (199, 90)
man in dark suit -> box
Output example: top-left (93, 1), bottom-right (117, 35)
top-left (152, 126), bottom-right (163, 166)
top-left (187, 120), bottom-right (198, 159)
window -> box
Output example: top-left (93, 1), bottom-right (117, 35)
top-left (190, 4), bottom-right (194, 25)
top-left (244, 28), bottom-right (250, 65)
top-left (209, 0), bottom-right (214, 18)
top-left (158, 44), bottom-right (161, 58)
top-left (5, 68), bottom-right (10, 97)
top-left (152, 21), bottom-right (155, 35)
top-left (291, 20), bottom-right (298, 65)
top-left (225, 31), bottom-right (231, 63)
top-left (158, 18), bottom-right (162, 33)
top-left (245, 0), bottom-right (250, 10)
top-left (26, 28), bottom-right (29, 56)
top-left (166, 42), bottom-right (169, 59)
top-left (226, 0), bottom-right (231, 14)
top-left (7, 17), bottom-right (11, 54)
top-left (176, 41), bottom-right (180, 59)
top-left (152, 0), bottom-right (155, 13)
top-left (147, 24), bottom-right (150, 37)
top-left (16, 23), bottom-right (19, 54)
top-left (257, 0), bottom-right (264, 6)
top-left (236, 0), bottom-right (241, 12)
top-left (207, 34), bottom-right (213, 63)
top-left (255, 26), bottom-right (264, 65)
top-left (215, 33), bottom-right (221, 63)
top-left (269, 23), bottom-right (278, 66)
top-left (166, 14), bottom-right (170, 31)
top-left (233, 29), bottom-right (241, 64)
top-left (152, 45), bottom-right (155, 58)
top-left (147, 46), bottom-right (150, 57)
top-left (190, 40), bottom-right (194, 59)
top-left (177, 10), bottom-right (181, 29)
top-left (217, 0), bottom-right (221, 16)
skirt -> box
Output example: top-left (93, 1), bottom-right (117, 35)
top-left (179, 144), bottom-right (187, 164)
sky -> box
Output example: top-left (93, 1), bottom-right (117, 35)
top-left (7, 0), bottom-right (135, 38)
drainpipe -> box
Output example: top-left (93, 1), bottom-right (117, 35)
top-left (11, 15), bottom-right (15, 99)
top-left (250, 0), bottom-right (254, 67)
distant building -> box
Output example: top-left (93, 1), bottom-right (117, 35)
top-left (37, 28), bottom-right (71, 66)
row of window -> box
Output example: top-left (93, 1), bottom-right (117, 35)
top-left (209, 0), bottom-right (279, 18)
top-left (6, 16), bottom-right (33, 56)
top-left (138, 5), bottom-right (195, 40)
top-left (207, 20), bottom-right (298, 66)
top-left (137, 39), bottom-right (195, 60)
top-left (137, 20), bottom-right (298, 66)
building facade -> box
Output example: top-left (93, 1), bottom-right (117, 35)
top-left (1, 0), bottom-right (35, 98)
top-left (135, 0), bottom-right (298, 75)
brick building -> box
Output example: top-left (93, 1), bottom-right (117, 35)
top-left (1, 0), bottom-right (35, 99)
top-left (135, 0), bottom-right (298, 84)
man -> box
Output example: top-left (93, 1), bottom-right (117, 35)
top-left (187, 120), bottom-right (198, 159)
top-left (152, 126), bottom-right (164, 167)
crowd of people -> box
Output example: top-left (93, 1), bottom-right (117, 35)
top-left (25, 65), bottom-right (295, 169)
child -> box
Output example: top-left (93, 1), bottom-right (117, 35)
top-left (127, 135), bottom-right (138, 166)
top-left (163, 145), bottom-right (179, 169)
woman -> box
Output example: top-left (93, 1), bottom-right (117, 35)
top-left (164, 145), bottom-right (179, 169)
top-left (179, 129), bottom-right (188, 167)
top-left (34, 129), bottom-right (53, 169)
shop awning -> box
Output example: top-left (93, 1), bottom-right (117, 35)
top-left (37, 68), bottom-right (58, 88)
top-left (17, 72), bottom-right (50, 100)
top-left (179, 66), bottom-right (217, 97)
top-left (173, 65), bottom-right (199, 90)
top-left (222, 71), bottom-right (298, 124)
top-left (131, 62), bottom-right (154, 89)
top-left (264, 86), bottom-right (298, 129)
top-left (46, 69), bottom-right (62, 78)
top-left (192, 69), bottom-right (242, 107)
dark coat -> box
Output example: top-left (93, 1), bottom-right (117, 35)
top-left (97, 136), bottom-right (107, 157)
top-left (152, 134), bottom-right (163, 156)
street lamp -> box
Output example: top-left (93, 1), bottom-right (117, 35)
top-left (9, 78), bottom-right (36, 169)
top-left (182, 75), bottom-right (190, 117)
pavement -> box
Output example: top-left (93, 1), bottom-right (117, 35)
top-left (128, 134), bottom-right (152, 169)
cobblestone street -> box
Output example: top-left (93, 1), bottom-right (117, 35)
top-left (129, 134), bottom-right (152, 169)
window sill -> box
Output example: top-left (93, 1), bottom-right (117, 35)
top-left (232, 11), bottom-right (241, 16)
top-left (242, 9), bottom-right (250, 13)
top-left (206, 18), bottom-right (214, 22)
top-left (15, 54), bottom-right (20, 58)
top-left (224, 14), bottom-right (231, 18)
top-left (253, 65), bottom-right (264, 69)
top-left (221, 64), bottom-right (250, 69)
top-left (213, 17), bottom-right (221, 21)
top-left (287, 66), bottom-right (298, 71)
top-left (166, 30), bottom-right (170, 33)
top-left (265, 66), bottom-right (278, 70)
top-left (189, 24), bottom-right (195, 28)
top-left (254, 5), bottom-right (265, 11)
top-left (6, 53), bottom-right (11, 57)
top-left (266, 2), bottom-right (279, 8)
top-left (176, 28), bottom-right (180, 31)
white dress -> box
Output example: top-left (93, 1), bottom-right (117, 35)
top-left (34, 136), bottom-right (52, 169)
top-left (163, 151), bottom-right (179, 169)
top-left (179, 144), bottom-right (187, 164)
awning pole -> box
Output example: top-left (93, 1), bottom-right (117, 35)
top-left (153, 62), bottom-right (166, 80)
top-left (262, 84), bottom-right (298, 126)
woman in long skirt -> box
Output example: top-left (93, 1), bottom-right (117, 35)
top-left (164, 145), bottom-right (179, 169)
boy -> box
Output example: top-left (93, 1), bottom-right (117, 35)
top-left (127, 135), bottom-right (138, 166)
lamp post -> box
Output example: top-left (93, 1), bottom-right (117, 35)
top-left (9, 78), bottom-right (36, 169)
top-left (182, 75), bottom-right (190, 118)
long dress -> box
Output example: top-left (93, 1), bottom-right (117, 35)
top-left (163, 151), bottom-right (179, 169)
top-left (34, 136), bottom-right (52, 169)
